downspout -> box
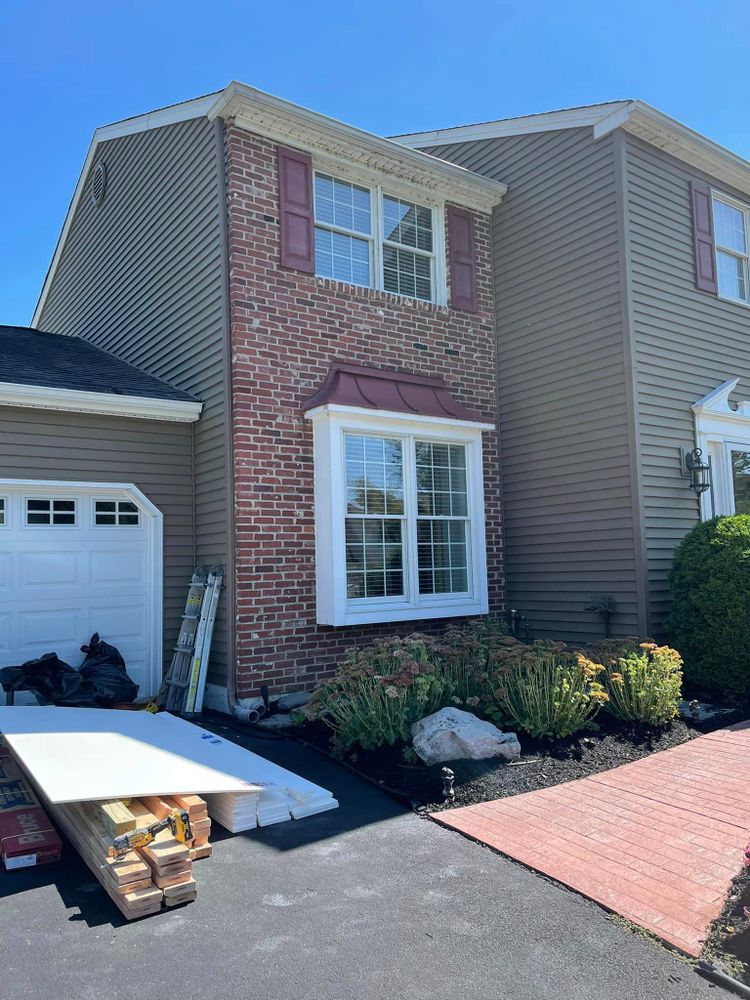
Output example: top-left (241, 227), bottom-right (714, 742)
top-left (213, 117), bottom-right (264, 725)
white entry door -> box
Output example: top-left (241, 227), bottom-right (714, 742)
top-left (0, 481), bottom-right (162, 701)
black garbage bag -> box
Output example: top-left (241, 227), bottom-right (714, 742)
top-left (78, 633), bottom-right (139, 706)
top-left (0, 633), bottom-right (139, 707)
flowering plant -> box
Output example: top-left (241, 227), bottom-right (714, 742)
top-left (485, 641), bottom-right (609, 738)
top-left (597, 642), bottom-right (682, 724)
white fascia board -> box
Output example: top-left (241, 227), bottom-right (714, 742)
top-left (393, 103), bottom-right (632, 148)
top-left (31, 93), bottom-right (221, 327)
top-left (211, 81), bottom-right (507, 213)
top-left (596, 101), bottom-right (750, 198)
top-left (304, 402), bottom-right (495, 432)
top-left (0, 381), bottom-right (202, 422)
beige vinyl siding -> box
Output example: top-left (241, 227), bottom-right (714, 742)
top-left (0, 406), bottom-right (193, 666)
top-left (424, 128), bottom-right (639, 641)
top-left (625, 134), bottom-right (750, 632)
top-left (37, 117), bottom-right (229, 684)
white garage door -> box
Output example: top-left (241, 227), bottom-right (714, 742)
top-left (0, 481), bottom-right (162, 702)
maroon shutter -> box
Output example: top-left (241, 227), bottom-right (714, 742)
top-left (277, 146), bottom-right (315, 273)
top-left (690, 181), bottom-right (718, 294)
top-left (447, 205), bottom-right (477, 312)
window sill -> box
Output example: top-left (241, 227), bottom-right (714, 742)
top-left (716, 290), bottom-right (750, 310)
top-left (319, 596), bottom-right (489, 627)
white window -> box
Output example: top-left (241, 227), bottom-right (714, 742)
top-left (307, 407), bottom-right (490, 626)
top-left (0, 498), bottom-right (5, 527)
top-left (694, 379), bottom-right (750, 519)
top-left (713, 194), bottom-right (750, 304)
top-left (94, 499), bottom-right (140, 526)
top-left (313, 172), bottom-right (441, 304)
top-left (25, 498), bottom-right (76, 526)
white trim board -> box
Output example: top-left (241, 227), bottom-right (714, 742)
top-left (0, 381), bottom-right (202, 422)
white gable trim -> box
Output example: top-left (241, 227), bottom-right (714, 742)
top-left (393, 103), bottom-right (631, 147)
top-left (0, 381), bottom-right (202, 422)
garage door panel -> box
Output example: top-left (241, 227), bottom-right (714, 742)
top-left (18, 608), bottom-right (85, 650)
top-left (85, 603), bottom-right (148, 643)
top-left (0, 613), bottom-right (11, 656)
top-left (89, 550), bottom-right (146, 586)
top-left (0, 553), bottom-right (11, 594)
top-left (19, 550), bottom-right (83, 588)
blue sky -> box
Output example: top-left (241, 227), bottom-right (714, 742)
top-left (1, 0), bottom-right (748, 325)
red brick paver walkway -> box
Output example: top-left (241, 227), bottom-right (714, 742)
top-left (433, 722), bottom-right (750, 956)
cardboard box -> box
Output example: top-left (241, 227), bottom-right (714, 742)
top-left (0, 749), bottom-right (62, 869)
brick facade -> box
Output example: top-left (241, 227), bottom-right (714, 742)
top-left (224, 121), bottom-right (505, 697)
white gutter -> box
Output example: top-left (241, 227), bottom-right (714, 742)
top-left (0, 381), bottom-right (203, 422)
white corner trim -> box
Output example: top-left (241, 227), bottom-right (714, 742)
top-left (214, 82), bottom-right (507, 213)
top-left (393, 103), bottom-right (633, 148)
top-left (0, 381), bottom-right (203, 422)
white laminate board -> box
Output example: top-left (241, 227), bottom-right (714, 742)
top-left (154, 713), bottom-right (337, 805)
top-left (0, 707), bottom-right (262, 803)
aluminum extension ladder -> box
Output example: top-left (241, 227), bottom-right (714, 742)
top-left (157, 565), bottom-right (223, 716)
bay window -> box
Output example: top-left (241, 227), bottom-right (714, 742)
top-left (308, 406), bottom-right (490, 626)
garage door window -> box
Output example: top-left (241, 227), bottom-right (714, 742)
top-left (25, 498), bottom-right (76, 526)
top-left (94, 500), bottom-right (140, 526)
top-left (0, 499), bottom-right (5, 526)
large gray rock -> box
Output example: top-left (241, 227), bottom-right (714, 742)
top-left (411, 707), bottom-right (521, 766)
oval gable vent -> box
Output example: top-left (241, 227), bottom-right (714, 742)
top-left (91, 162), bottom-right (107, 207)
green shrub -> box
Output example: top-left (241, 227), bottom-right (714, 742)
top-left (309, 633), bottom-right (453, 750)
top-left (666, 515), bottom-right (750, 695)
top-left (486, 641), bottom-right (609, 738)
top-left (598, 642), bottom-right (682, 724)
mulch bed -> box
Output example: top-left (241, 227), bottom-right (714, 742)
top-left (294, 699), bottom-right (746, 813)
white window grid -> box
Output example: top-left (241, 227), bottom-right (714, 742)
top-left (93, 499), bottom-right (141, 526)
top-left (342, 431), bottom-right (473, 612)
top-left (0, 497), bottom-right (6, 527)
top-left (24, 497), bottom-right (77, 527)
top-left (313, 170), bottom-right (443, 305)
top-left (713, 192), bottom-right (750, 305)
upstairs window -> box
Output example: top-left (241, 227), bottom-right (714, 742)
top-left (713, 195), bottom-right (750, 304)
top-left (314, 172), bottom-right (438, 303)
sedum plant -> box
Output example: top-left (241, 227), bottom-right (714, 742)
top-left (487, 642), bottom-right (609, 739)
top-left (309, 634), bottom-right (453, 750)
top-left (598, 641), bottom-right (682, 724)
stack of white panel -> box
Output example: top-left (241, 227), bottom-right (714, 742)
top-left (0, 708), bottom-right (339, 834)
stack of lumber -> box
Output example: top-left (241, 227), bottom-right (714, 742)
top-left (44, 799), bottom-right (163, 919)
top-left (128, 801), bottom-right (196, 906)
top-left (35, 787), bottom-right (215, 919)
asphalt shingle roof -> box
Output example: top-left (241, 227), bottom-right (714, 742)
top-left (0, 326), bottom-right (198, 402)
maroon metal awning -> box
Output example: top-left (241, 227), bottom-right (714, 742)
top-left (302, 362), bottom-right (487, 422)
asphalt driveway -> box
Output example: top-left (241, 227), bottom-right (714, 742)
top-left (1, 722), bottom-right (727, 1000)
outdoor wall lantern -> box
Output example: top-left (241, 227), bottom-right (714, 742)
top-left (683, 447), bottom-right (711, 495)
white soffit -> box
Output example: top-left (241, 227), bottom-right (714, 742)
top-left (0, 708), bottom-right (261, 802)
